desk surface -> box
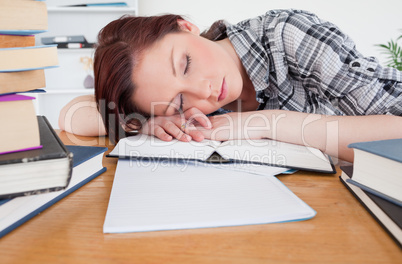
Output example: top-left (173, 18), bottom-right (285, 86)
top-left (1, 131), bottom-right (401, 263)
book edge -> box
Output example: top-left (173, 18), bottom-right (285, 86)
top-left (345, 178), bottom-right (402, 207)
top-left (0, 167), bottom-right (106, 239)
top-left (349, 139), bottom-right (402, 163)
top-left (339, 172), bottom-right (402, 248)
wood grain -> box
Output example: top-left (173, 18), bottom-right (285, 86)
top-left (1, 131), bottom-right (400, 263)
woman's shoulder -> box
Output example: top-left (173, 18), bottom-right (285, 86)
top-left (226, 9), bottom-right (323, 38)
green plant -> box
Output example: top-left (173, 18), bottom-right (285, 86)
top-left (376, 31), bottom-right (402, 71)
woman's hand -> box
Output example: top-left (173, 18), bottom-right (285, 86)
top-left (140, 107), bottom-right (212, 142)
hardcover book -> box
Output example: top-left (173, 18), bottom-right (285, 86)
top-left (0, 45), bottom-right (58, 72)
top-left (340, 166), bottom-right (402, 248)
top-left (0, 145), bottom-right (107, 238)
top-left (347, 139), bottom-right (402, 206)
top-left (0, 69), bottom-right (46, 94)
top-left (0, 94), bottom-right (40, 154)
top-left (0, 116), bottom-right (73, 199)
top-left (0, 34), bottom-right (36, 49)
top-left (0, 0), bottom-right (48, 34)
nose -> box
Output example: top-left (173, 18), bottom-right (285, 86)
top-left (192, 79), bottom-right (212, 99)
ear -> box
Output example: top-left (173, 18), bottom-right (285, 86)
top-left (177, 19), bottom-right (200, 35)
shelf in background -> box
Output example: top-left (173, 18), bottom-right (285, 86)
top-left (43, 89), bottom-right (94, 94)
top-left (34, 0), bottom-right (138, 129)
top-left (56, 48), bottom-right (95, 54)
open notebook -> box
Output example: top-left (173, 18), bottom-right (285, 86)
top-left (103, 159), bottom-right (316, 233)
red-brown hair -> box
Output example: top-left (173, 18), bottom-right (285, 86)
top-left (94, 14), bottom-right (184, 143)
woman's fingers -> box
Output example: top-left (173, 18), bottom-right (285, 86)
top-left (163, 121), bottom-right (192, 142)
top-left (182, 122), bottom-right (205, 142)
top-left (153, 126), bottom-right (173, 141)
top-left (184, 107), bottom-right (212, 129)
top-left (139, 107), bottom-right (211, 142)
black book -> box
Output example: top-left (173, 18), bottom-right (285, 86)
top-left (0, 116), bottom-right (73, 199)
top-left (41, 35), bottom-right (87, 44)
top-left (0, 145), bottom-right (107, 238)
top-left (56, 42), bottom-right (95, 49)
top-left (339, 166), bottom-right (402, 248)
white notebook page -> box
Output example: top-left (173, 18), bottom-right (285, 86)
top-left (103, 160), bottom-right (316, 233)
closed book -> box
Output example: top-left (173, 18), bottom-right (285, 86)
top-left (0, 0), bottom-right (48, 34)
top-left (0, 94), bottom-right (40, 154)
top-left (347, 139), bottom-right (402, 206)
top-left (0, 45), bottom-right (58, 72)
top-left (0, 69), bottom-right (46, 94)
top-left (0, 116), bottom-right (73, 199)
top-left (340, 166), bottom-right (402, 248)
top-left (0, 34), bottom-right (36, 48)
top-left (0, 145), bottom-right (107, 238)
top-left (56, 42), bottom-right (96, 49)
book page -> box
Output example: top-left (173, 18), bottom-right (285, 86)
top-left (207, 162), bottom-right (289, 176)
top-left (103, 159), bottom-right (316, 233)
top-left (217, 139), bottom-right (333, 172)
top-left (109, 135), bottom-right (220, 161)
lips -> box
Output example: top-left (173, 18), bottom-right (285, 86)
top-left (218, 78), bottom-right (228, 102)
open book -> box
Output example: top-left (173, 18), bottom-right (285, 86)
top-left (108, 135), bottom-right (335, 173)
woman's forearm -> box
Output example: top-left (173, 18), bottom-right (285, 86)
top-left (204, 110), bottom-right (402, 162)
top-left (260, 110), bottom-right (402, 162)
top-left (58, 95), bottom-right (107, 136)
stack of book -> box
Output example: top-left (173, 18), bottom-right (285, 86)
top-left (340, 139), bottom-right (402, 248)
top-left (0, 0), bottom-right (108, 238)
top-left (0, 0), bottom-right (68, 199)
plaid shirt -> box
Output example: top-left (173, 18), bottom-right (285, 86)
top-left (211, 9), bottom-right (402, 116)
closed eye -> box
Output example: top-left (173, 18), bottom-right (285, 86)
top-left (184, 54), bottom-right (191, 75)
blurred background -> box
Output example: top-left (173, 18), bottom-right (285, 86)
top-left (139, 0), bottom-right (402, 63)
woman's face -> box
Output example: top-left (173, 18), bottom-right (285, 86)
top-left (132, 25), bottom-right (243, 116)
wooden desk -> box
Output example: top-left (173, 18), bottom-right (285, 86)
top-left (1, 131), bottom-right (401, 263)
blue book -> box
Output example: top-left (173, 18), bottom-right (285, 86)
top-left (347, 139), bottom-right (402, 207)
top-left (0, 145), bottom-right (107, 238)
top-left (340, 166), bottom-right (402, 248)
top-left (0, 30), bottom-right (47, 36)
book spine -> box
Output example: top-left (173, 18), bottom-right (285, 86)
top-left (340, 175), bottom-right (402, 249)
top-left (40, 116), bottom-right (74, 187)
